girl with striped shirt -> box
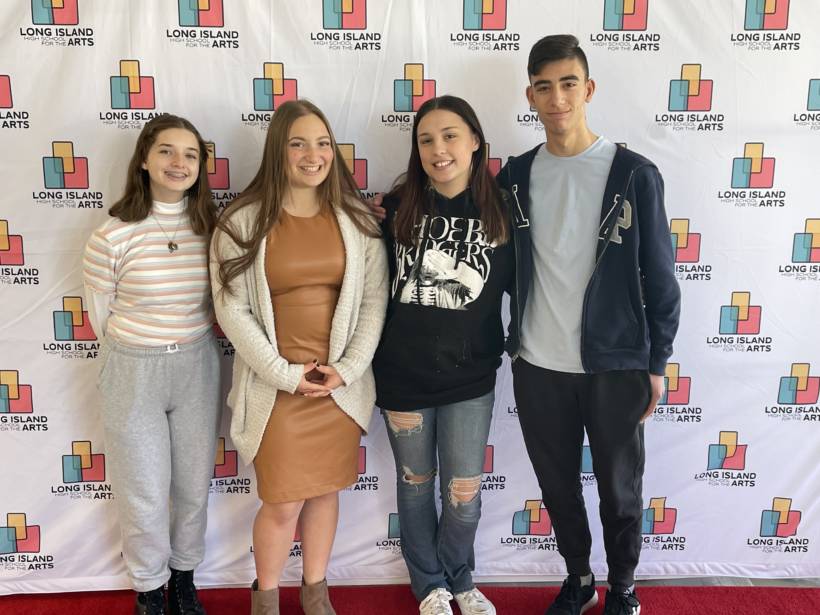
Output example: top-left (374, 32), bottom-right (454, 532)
top-left (83, 114), bottom-right (220, 615)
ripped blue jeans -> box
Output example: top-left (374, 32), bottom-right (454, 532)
top-left (382, 391), bottom-right (494, 601)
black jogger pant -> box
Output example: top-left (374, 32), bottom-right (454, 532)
top-left (512, 358), bottom-right (650, 588)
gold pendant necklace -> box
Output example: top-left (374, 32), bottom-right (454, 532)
top-left (152, 213), bottom-right (182, 253)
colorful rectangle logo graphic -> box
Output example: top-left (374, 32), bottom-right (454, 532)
top-left (338, 143), bottom-right (367, 190)
top-left (31, 0), bottom-right (79, 25)
top-left (62, 440), bottom-right (105, 483)
top-left (719, 291), bottom-right (761, 335)
top-left (53, 296), bottom-right (96, 341)
top-left (668, 64), bottom-right (712, 112)
top-left (603, 0), bottom-right (648, 31)
top-left (808, 79), bottom-right (820, 111)
top-left (357, 445), bottom-right (366, 474)
top-left (0, 75), bottom-right (12, 108)
top-left (581, 445), bottom-right (593, 474)
top-left (0, 220), bottom-right (25, 266)
top-left (707, 431), bottom-right (747, 470)
top-left (0, 371), bottom-right (34, 414)
top-left (731, 142), bottom-right (775, 189)
top-left (512, 500), bottom-right (552, 536)
top-left (482, 444), bottom-right (494, 473)
top-left (213, 437), bottom-right (238, 478)
top-left (659, 363), bottom-right (691, 405)
top-left (670, 218), bottom-right (700, 263)
top-left (205, 142), bottom-right (230, 190)
top-left (760, 497), bottom-right (800, 537)
top-left (778, 363), bottom-right (820, 405)
top-left (642, 497), bottom-right (677, 534)
top-left (745, 0), bottom-right (789, 30)
top-left (42, 141), bottom-right (89, 189)
top-left (484, 143), bottom-right (501, 177)
top-left (394, 64), bottom-right (435, 113)
top-left (463, 0), bottom-right (507, 30)
top-left (0, 513), bottom-right (40, 554)
top-left (792, 219), bottom-right (820, 263)
top-left (323, 0), bottom-right (367, 29)
top-left (178, 0), bottom-right (224, 27)
top-left (254, 63), bottom-right (298, 111)
top-left (388, 512), bottom-right (401, 539)
top-left (110, 60), bottom-right (155, 110)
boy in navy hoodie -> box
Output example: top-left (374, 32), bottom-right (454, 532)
top-left (497, 35), bottom-right (680, 615)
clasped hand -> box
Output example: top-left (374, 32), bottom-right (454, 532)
top-left (296, 360), bottom-right (345, 397)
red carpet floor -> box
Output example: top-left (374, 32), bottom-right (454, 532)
top-left (2, 584), bottom-right (819, 614)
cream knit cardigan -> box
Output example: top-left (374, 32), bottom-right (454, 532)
top-left (210, 203), bottom-right (388, 465)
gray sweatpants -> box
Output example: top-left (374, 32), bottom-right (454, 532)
top-left (98, 332), bottom-right (221, 592)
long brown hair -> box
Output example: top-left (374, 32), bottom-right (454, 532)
top-left (390, 95), bottom-right (508, 247)
top-left (214, 99), bottom-right (378, 293)
top-left (109, 113), bottom-right (216, 235)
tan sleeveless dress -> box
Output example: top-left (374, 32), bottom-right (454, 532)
top-left (253, 208), bottom-right (362, 503)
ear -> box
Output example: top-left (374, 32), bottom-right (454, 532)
top-left (141, 161), bottom-right (148, 170)
top-left (471, 132), bottom-right (480, 153)
top-left (526, 85), bottom-right (535, 108)
top-left (584, 78), bottom-right (596, 103)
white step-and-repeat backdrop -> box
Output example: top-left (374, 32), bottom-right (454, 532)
top-left (1, 0), bottom-right (819, 594)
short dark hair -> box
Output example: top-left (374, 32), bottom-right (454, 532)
top-left (527, 34), bottom-right (589, 79)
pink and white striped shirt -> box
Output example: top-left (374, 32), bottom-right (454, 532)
top-left (82, 199), bottom-right (213, 347)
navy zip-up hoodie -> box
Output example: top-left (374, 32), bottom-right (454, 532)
top-left (498, 143), bottom-right (681, 376)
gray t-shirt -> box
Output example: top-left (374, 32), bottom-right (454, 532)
top-left (519, 136), bottom-right (618, 373)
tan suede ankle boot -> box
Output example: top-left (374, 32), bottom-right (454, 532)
top-left (251, 579), bottom-right (279, 615)
top-left (299, 578), bottom-right (336, 615)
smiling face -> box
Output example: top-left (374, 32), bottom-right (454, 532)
top-left (416, 109), bottom-right (480, 198)
top-left (141, 128), bottom-right (201, 203)
top-left (526, 57), bottom-right (595, 141)
top-left (285, 113), bottom-right (334, 191)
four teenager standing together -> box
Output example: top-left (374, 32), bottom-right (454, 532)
top-left (83, 34), bottom-right (679, 615)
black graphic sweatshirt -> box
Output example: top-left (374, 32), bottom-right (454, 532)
top-left (373, 188), bottom-right (514, 411)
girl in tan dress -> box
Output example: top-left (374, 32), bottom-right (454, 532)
top-left (210, 101), bottom-right (387, 615)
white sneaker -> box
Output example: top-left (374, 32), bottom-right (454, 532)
top-left (454, 588), bottom-right (496, 615)
top-left (419, 588), bottom-right (454, 615)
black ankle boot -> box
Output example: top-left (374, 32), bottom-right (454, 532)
top-left (168, 568), bottom-right (206, 615)
top-left (134, 586), bottom-right (166, 615)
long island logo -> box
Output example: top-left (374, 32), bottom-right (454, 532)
top-left (765, 363), bottom-right (820, 422)
top-left (501, 500), bottom-right (556, 551)
top-left (20, 0), bottom-right (94, 47)
top-left (591, 0), bottom-right (660, 52)
top-left (670, 218), bottom-right (710, 281)
top-left (242, 62), bottom-right (298, 129)
top-left (0, 370), bottom-right (47, 433)
top-left (382, 63), bottom-right (436, 132)
top-left (450, 0), bottom-right (519, 52)
top-left (707, 291), bottom-right (771, 353)
top-left (338, 143), bottom-right (372, 198)
top-left (781, 219), bottom-right (820, 281)
top-left (45, 296), bottom-right (100, 359)
top-left (641, 497), bottom-right (685, 551)
top-left (1, 75), bottom-right (31, 129)
top-left (311, 0), bottom-right (381, 51)
top-left (0, 513), bottom-right (52, 572)
top-left (54, 440), bottom-right (113, 499)
top-left (210, 437), bottom-right (250, 495)
top-left (656, 64), bottom-right (723, 132)
top-left (206, 142), bottom-right (236, 209)
top-left (732, 0), bottom-right (799, 51)
top-left (34, 140), bottom-right (103, 209)
top-left (101, 60), bottom-right (162, 129)
top-left (517, 104), bottom-right (544, 133)
top-left (580, 445), bottom-right (596, 488)
top-left (167, 0), bottom-right (239, 48)
top-left (694, 430), bottom-right (755, 487)
top-left (793, 79), bottom-right (820, 130)
top-left (481, 444), bottom-right (505, 491)
top-left (748, 497), bottom-right (808, 553)
top-left (719, 142), bottom-right (784, 208)
top-left (213, 322), bottom-right (234, 358)
top-left (652, 363), bottom-right (700, 424)
top-left (376, 513), bottom-right (402, 554)
top-left (1, 219), bottom-right (39, 286)
top-left (346, 445), bottom-right (379, 492)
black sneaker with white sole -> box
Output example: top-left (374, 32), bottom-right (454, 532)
top-left (545, 574), bottom-right (599, 615)
top-left (603, 587), bottom-right (641, 615)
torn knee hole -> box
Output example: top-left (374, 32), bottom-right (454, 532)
top-left (401, 466), bottom-right (435, 485)
top-left (449, 475), bottom-right (482, 506)
top-left (385, 410), bottom-right (423, 434)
